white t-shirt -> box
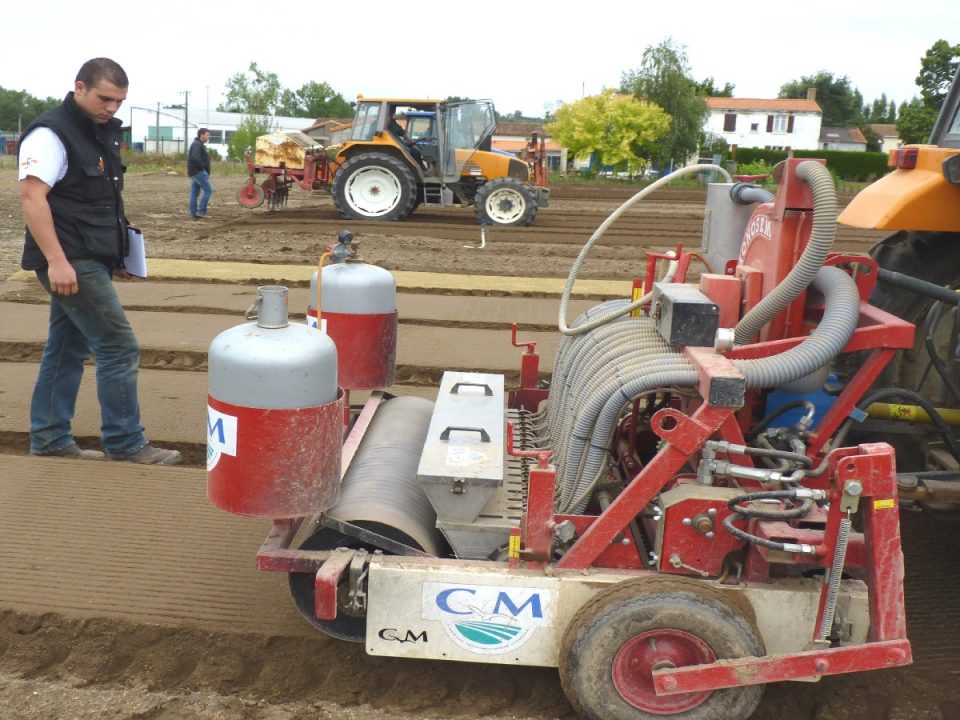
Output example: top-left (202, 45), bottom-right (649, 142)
top-left (18, 127), bottom-right (68, 187)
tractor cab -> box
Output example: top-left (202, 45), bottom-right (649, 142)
top-left (331, 96), bottom-right (547, 225)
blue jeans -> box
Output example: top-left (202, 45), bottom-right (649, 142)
top-left (31, 259), bottom-right (146, 457)
top-left (189, 171), bottom-right (213, 216)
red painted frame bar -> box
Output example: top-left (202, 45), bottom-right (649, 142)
top-left (652, 639), bottom-right (912, 695)
top-left (556, 403), bottom-right (735, 569)
top-left (652, 443), bottom-right (910, 695)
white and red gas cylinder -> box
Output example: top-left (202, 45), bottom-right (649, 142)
top-left (306, 231), bottom-right (397, 390)
top-left (207, 285), bottom-right (342, 518)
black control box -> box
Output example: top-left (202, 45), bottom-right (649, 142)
top-left (652, 283), bottom-right (720, 347)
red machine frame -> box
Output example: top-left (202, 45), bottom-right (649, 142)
top-left (249, 157), bottom-right (917, 700)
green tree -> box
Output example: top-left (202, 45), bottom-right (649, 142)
top-left (621, 38), bottom-right (707, 168)
top-left (0, 88), bottom-right (59, 131)
top-left (219, 62), bottom-right (282, 115)
top-left (779, 71), bottom-right (863, 125)
top-left (916, 39), bottom-right (960, 109)
top-left (546, 89), bottom-right (671, 174)
top-left (897, 97), bottom-right (938, 143)
top-left (277, 81), bottom-right (352, 118)
top-left (864, 93), bottom-right (892, 123)
top-left (227, 115), bottom-right (278, 161)
top-left (695, 77), bottom-right (735, 97)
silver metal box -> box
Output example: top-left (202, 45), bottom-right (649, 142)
top-left (417, 371), bottom-right (505, 523)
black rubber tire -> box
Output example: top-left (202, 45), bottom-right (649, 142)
top-left (559, 577), bottom-right (765, 720)
top-left (474, 177), bottom-right (538, 226)
top-left (870, 231), bottom-right (960, 394)
top-left (331, 152), bottom-right (418, 221)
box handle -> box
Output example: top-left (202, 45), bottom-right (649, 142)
top-left (439, 426), bottom-right (491, 442)
top-left (450, 382), bottom-right (493, 396)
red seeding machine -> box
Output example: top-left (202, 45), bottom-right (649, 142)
top-left (205, 151), bottom-right (960, 720)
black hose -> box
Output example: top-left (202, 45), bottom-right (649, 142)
top-left (923, 301), bottom-right (960, 404)
top-left (833, 387), bottom-right (960, 463)
top-left (746, 400), bottom-right (816, 440)
top-left (727, 490), bottom-right (813, 519)
top-left (877, 268), bottom-right (960, 306)
top-left (722, 489), bottom-right (816, 552)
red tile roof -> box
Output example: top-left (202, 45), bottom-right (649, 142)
top-left (705, 97), bottom-right (821, 113)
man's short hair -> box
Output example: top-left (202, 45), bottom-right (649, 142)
top-left (76, 58), bottom-right (129, 89)
top-left (198, 128), bottom-right (210, 137)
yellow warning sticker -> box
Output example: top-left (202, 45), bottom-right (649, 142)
top-left (508, 534), bottom-right (521, 558)
top-left (630, 286), bottom-right (644, 318)
top-left (873, 498), bottom-right (896, 510)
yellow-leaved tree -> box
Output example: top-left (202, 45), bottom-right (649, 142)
top-left (546, 89), bottom-right (671, 175)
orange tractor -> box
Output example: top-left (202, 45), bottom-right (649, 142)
top-left (237, 97), bottom-right (549, 227)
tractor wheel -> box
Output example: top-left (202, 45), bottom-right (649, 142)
top-left (331, 152), bottom-right (417, 221)
top-left (870, 231), bottom-right (960, 393)
top-left (559, 577), bottom-right (765, 720)
top-left (475, 177), bottom-right (538, 226)
top-left (236, 181), bottom-right (265, 208)
top-left (867, 231), bottom-right (960, 467)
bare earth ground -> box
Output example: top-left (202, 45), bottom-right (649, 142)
top-left (2, 167), bottom-right (956, 720)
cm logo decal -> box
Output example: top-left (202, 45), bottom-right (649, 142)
top-left (378, 628), bottom-right (428, 644)
top-left (422, 583), bottom-right (552, 655)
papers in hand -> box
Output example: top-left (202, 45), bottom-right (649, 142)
top-left (124, 226), bottom-right (147, 278)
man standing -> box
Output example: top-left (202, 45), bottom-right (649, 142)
top-left (18, 57), bottom-right (181, 464)
top-left (188, 128), bottom-right (213, 219)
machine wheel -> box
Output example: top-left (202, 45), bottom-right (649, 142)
top-left (871, 231), bottom-right (960, 393)
top-left (236, 181), bottom-right (265, 208)
top-left (559, 578), bottom-right (765, 720)
top-left (474, 178), bottom-right (538, 226)
top-left (331, 152), bottom-right (417, 221)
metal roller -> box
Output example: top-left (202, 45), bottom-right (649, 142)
top-left (290, 395), bottom-right (444, 641)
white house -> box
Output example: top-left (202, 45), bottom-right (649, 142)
top-left (868, 123), bottom-right (902, 153)
top-left (703, 92), bottom-right (822, 152)
top-left (819, 126), bottom-right (867, 152)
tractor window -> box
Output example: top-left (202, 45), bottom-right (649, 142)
top-left (440, 100), bottom-right (496, 181)
top-left (351, 102), bottom-right (382, 141)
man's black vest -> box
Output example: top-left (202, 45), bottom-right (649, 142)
top-left (20, 92), bottom-right (127, 270)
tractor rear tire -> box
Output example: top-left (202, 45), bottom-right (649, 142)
top-left (867, 231), bottom-right (960, 468)
top-left (559, 577), bottom-right (765, 720)
top-left (870, 231), bottom-right (960, 392)
top-left (475, 177), bottom-right (538, 227)
top-left (332, 152), bottom-right (417, 221)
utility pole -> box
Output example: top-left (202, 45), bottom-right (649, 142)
top-left (155, 102), bottom-right (160, 154)
top-left (180, 90), bottom-right (190, 155)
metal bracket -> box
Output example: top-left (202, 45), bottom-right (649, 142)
top-left (317, 514), bottom-right (433, 558)
top-left (345, 549), bottom-right (369, 615)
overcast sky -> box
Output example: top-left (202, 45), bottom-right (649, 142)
top-left (7, 0), bottom-right (957, 123)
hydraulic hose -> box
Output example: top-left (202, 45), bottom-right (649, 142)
top-left (558, 164), bottom-right (733, 337)
top-left (734, 161), bottom-right (839, 345)
top-left (833, 387), bottom-right (960, 463)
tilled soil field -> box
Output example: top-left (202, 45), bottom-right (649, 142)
top-left (0, 168), bottom-right (957, 720)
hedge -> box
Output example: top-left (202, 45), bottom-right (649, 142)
top-left (732, 147), bottom-right (889, 182)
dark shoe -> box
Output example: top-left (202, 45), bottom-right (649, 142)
top-left (32, 443), bottom-right (105, 460)
top-left (114, 443), bottom-right (182, 465)
top-left (195, 213), bottom-right (209, 219)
